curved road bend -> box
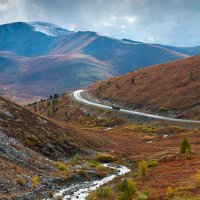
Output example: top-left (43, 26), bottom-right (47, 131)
top-left (73, 90), bottom-right (200, 124)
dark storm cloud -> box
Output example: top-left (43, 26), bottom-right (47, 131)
top-left (0, 0), bottom-right (200, 46)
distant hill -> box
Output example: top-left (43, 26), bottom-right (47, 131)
top-left (86, 54), bottom-right (200, 119)
top-left (0, 52), bottom-right (114, 103)
top-left (0, 22), bottom-right (200, 102)
top-left (156, 44), bottom-right (200, 56)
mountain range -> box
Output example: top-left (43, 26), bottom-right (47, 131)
top-left (1, 21), bottom-right (200, 103)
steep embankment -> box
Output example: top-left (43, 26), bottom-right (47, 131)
top-left (0, 95), bottom-right (104, 159)
top-left (87, 54), bottom-right (200, 119)
top-left (0, 95), bottom-right (113, 199)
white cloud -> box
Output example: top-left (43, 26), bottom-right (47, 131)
top-left (142, 36), bottom-right (155, 43)
top-left (0, 3), bottom-right (7, 11)
top-left (122, 16), bottom-right (137, 24)
top-left (67, 24), bottom-right (77, 31)
top-left (110, 16), bottom-right (118, 22)
top-left (101, 15), bottom-right (118, 27)
top-left (97, 0), bottom-right (103, 5)
top-left (102, 21), bottom-right (111, 26)
top-left (0, 0), bottom-right (200, 46)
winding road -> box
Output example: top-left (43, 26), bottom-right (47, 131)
top-left (73, 90), bottom-right (200, 124)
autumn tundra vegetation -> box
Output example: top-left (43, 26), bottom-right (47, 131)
top-left (23, 89), bottom-right (200, 199)
top-left (1, 46), bottom-right (200, 199)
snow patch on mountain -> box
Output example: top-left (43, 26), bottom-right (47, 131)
top-left (29, 22), bottom-right (71, 37)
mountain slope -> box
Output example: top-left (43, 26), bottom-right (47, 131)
top-left (0, 22), bottom-right (53, 56)
top-left (86, 54), bottom-right (200, 119)
top-left (157, 44), bottom-right (200, 56)
top-left (0, 22), bottom-right (72, 57)
top-left (0, 95), bottom-right (114, 199)
top-left (0, 52), bottom-right (115, 103)
top-left (0, 22), bottom-right (200, 102)
top-left (29, 21), bottom-right (71, 37)
top-left (50, 32), bottom-right (188, 74)
top-left (82, 38), bottom-right (188, 74)
top-left (0, 95), bottom-right (89, 159)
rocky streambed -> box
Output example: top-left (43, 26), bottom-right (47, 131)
top-left (46, 164), bottom-right (130, 200)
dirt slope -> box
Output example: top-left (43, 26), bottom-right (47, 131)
top-left (0, 96), bottom-right (89, 159)
top-left (87, 54), bottom-right (200, 119)
top-left (0, 95), bottom-right (111, 199)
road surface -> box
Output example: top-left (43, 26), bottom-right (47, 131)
top-left (73, 90), bottom-right (200, 124)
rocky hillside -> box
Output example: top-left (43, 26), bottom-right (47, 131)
top-left (0, 95), bottom-right (95, 159)
top-left (86, 54), bottom-right (200, 119)
top-left (1, 22), bottom-right (198, 103)
top-left (0, 95), bottom-right (117, 199)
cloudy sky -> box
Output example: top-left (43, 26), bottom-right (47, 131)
top-left (0, 0), bottom-right (200, 46)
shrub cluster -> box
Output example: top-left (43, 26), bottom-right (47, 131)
top-left (56, 162), bottom-right (68, 171)
top-left (139, 160), bottom-right (148, 177)
top-left (118, 179), bottom-right (136, 200)
top-left (95, 154), bottom-right (116, 163)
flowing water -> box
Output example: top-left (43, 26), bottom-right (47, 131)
top-left (48, 163), bottom-right (130, 200)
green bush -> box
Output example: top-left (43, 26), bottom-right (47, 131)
top-left (139, 160), bottom-right (148, 176)
top-left (56, 162), bottom-right (68, 171)
top-left (180, 137), bottom-right (191, 154)
top-left (166, 187), bottom-right (175, 199)
top-left (193, 170), bottom-right (200, 187)
top-left (118, 192), bottom-right (128, 200)
top-left (48, 191), bottom-right (54, 198)
top-left (124, 125), bottom-right (157, 133)
top-left (118, 179), bottom-right (136, 200)
top-left (47, 109), bottom-right (51, 116)
top-left (189, 71), bottom-right (194, 80)
top-left (137, 193), bottom-right (149, 200)
top-left (95, 186), bottom-right (113, 199)
top-left (95, 154), bottom-right (116, 163)
top-left (147, 161), bottom-right (158, 168)
top-left (32, 175), bottom-right (38, 188)
top-left (71, 154), bottom-right (83, 165)
top-left (78, 169), bottom-right (87, 177)
top-left (87, 160), bottom-right (100, 168)
top-left (137, 187), bottom-right (151, 200)
top-left (171, 125), bottom-right (181, 130)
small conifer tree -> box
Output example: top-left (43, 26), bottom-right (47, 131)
top-left (180, 137), bottom-right (191, 154)
top-left (189, 72), bottom-right (194, 80)
top-left (34, 104), bottom-right (37, 112)
top-left (139, 160), bottom-right (148, 176)
top-left (118, 179), bottom-right (136, 200)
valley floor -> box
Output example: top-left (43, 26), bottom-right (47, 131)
top-left (25, 93), bottom-right (200, 199)
top-left (1, 93), bottom-right (200, 199)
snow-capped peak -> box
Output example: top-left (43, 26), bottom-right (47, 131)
top-left (28, 22), bottom-right (72, 37)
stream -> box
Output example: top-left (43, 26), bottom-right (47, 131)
top-left (49, 163), bottom-right (130, 200)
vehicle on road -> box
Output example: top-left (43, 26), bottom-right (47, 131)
top-left (74, 90), bottom-right (200, 124)
top-left (112, 105), bottom-right (120, 110)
